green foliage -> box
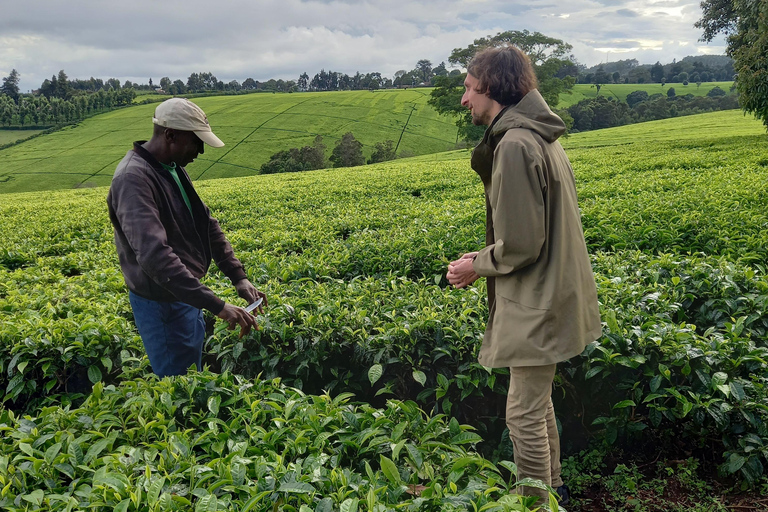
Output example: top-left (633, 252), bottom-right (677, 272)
top-left (330, 132), bottom-right (365, 168)
top-left (558, 82), bottom-right (735, 109)
top-left (565, 89), bottom-right (740, 133)
top-left (1, 69), bottom-right (20, 102)
top-left (367, 140), bottom-right (396, 164)
top-left (707, 86), bottom-right (727, 97)
top-left (625, 90), bottom-right (649, 108)
top-left (697, 0), bottom-right (768, 129)
top-left (259, 135), bottom-right (326, 174)
top-left (0, 372), bottom-right (550, 511)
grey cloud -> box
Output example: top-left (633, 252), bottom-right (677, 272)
top-left (616, 9), bottom-right (639, 17)
top-left (0, 0), bottom-right (721, 92)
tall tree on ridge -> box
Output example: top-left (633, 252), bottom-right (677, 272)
top-left (1, 68), bottom-right (20, 102)
top-left (696, 0), bottom-right (768, 129)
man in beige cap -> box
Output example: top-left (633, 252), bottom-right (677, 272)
top-left (107, 98), bottom-right (266, 377)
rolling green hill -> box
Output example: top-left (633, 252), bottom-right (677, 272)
top-left (561, 109), bottom-right (764, 148)
top-left (0, 89), bottom-right (458, 194)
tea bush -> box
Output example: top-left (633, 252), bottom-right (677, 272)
top-left (0, 372), bottom-right (555, 511)
top-left (2, 112), bottom-right (768, 485)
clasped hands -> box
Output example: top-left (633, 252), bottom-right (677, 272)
top-left (447, 252), bottom-right (480, 289)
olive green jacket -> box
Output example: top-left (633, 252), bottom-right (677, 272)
top-left (471, 90), bottom-right (601, 368)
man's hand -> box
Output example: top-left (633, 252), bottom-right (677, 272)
top-left (234, 280), bottom-right (267, 313)
top-left (447, 252), bottom-right (480, 289)
top-left (216, 303), bottom-right (260, 339)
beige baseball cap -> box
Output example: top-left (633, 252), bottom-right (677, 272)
top-left (152, 98), bottom-right (224, 148)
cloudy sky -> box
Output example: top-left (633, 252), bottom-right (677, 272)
top-left (1, 0), bottom-right (725, 93)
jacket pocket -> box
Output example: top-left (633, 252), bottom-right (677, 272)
top-left (494, 273), bottom-right (551, 311)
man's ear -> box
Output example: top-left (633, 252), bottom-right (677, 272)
top-left (164, 128), bottom-right (176, 142)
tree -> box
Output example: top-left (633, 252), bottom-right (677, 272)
top-left (430, 30), bottom-right (577, 143)
top-left (628, 67), bottom-right (652, 84)
top-left (297, 72), bottom-right (309, 92)
top-left (368, 140), bottom-right (396, 164)
top-left (1, 69), bottom-right (20, 102)
top-left (330, 132), bottom-right (365, 168)
top-left (169, 80), bottom-right (186, 95)
top-left (626, 90), bottom-right (649, 108)
top-left (260, 135), bottom-right (326, 174)
top-left (187, 73), bottom-right (204, 92)
top-left (707, 86), bottom-right (727, 97)
top-left (159, 77), bottom-right (172, 91)
top-left (416, 59), bottom-right (433, 83)
top-left (650, 61), bottom-right (665, 82)
top-left (591, 66), bottom-right (610, 95)
top-left (667, 87), bottom-right (676, 98)
top-left (696, 0), bottom-right (768, 128)
top-left (56, 70), bottom-right (71, 99)
top-left (433, 62), bottom-right (448, 77)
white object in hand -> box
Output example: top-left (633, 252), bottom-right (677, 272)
top-left (244, 297), bottom-right (263, 313)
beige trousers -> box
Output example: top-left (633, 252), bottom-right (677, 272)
top-left (506, 364), bottom-right (562, 501)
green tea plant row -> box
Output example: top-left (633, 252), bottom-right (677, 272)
top-left (574, 134), bottom-right (768, 263)
top-left (0, 371), bottom-right (558, 511)
top-left (576, 251), bottom-right (768, 484)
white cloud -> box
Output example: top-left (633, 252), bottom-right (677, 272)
top-left (0, 0), bottom-right (726, 92)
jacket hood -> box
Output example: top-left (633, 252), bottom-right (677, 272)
top-left (489, 89), bottom-right (565, 143)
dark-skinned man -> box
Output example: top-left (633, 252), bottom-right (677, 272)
top-left (108, 98), bottom-right (266, 377)
top-left (446, 46), bottom-right (601, 509)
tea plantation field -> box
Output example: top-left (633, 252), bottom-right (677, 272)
top-left (0, 130), bottom-right (46, 146)
top-left (0, 88), bottom-right (457, 194)
top-left (1, 110), bottom-right (767, 510)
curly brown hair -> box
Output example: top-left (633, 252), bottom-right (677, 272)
top-left (467, 45), bottom-right (538, 106)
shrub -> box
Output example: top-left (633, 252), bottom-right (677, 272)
top-left (0, 372), bottom-right (554, 511)
top-left (260, 135), bottom-right (326, 174)
top-left (707, 86), bottom-right (727, 97)
top-left (330, 132), bottom-right (365, 168)
top-left (368, 140), bottom-right (397, 164)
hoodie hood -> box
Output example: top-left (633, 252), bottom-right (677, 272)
top-left (489, 89), bottom-right (565, 143)
top-left (471, 89), bottom-right (565, 185)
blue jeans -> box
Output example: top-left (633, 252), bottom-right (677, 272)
top-left (129, 291), bottom-right (205, 377)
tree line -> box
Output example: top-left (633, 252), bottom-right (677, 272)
top-left (578, 55), bottom-right (735, 87)
top-left (259, 133), bottom-right (397, 174)
top-left (565, 86), bottom-right (739, 132)
top-left (0, 87), bottom-right (135, 127)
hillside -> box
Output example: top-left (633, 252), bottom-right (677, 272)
top-left (0, 89), bottom-right (457, 194)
